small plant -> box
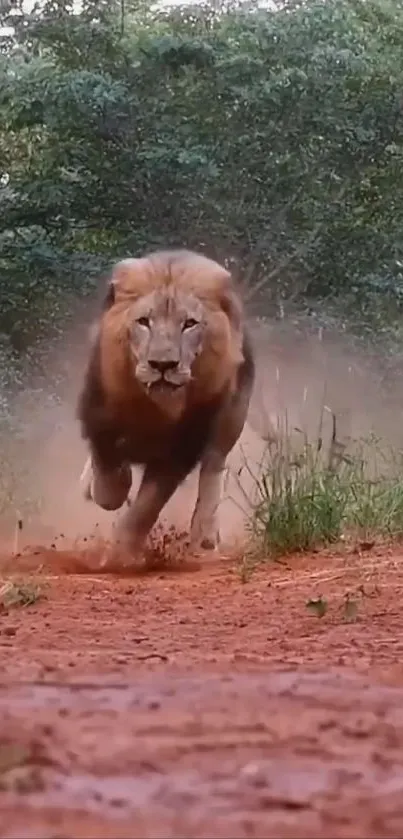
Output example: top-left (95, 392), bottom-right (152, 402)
top-left (342, 593), bottom-right (359, 622)
top-left (238, 552), bottom-right (258, 583)
top-left (247, 405), bottom-right (403, 559)
top-left (0, 744), bottom-right (29, 776)
top-left (306, 595), bottom-right (328, 618)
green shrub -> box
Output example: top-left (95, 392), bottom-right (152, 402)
top-left (249, 411), bottom-right (403, 557)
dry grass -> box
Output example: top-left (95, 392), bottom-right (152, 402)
top-left (0, 579), bottom-right (44, 611)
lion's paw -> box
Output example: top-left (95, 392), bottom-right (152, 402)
top-left (190, 517), bottom-right (221, 552)
top-left (81, 460), bottom-right (132, 511)
top-left (200, 535), bottom-right (219, 551)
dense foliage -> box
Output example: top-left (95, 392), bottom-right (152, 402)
top-left (1, 0), bottom-right (403, 352)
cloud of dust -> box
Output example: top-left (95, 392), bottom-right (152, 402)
top-left (8, 315), bottom-right (403, 555)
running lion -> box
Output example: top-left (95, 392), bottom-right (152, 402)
top-left (78, 248), bottom-right (255, 554)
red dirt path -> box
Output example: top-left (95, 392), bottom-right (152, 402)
top-left (1, 544), bottom-right (403, 838)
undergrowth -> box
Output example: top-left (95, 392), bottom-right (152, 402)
top-left (245, 407), bottom-right (403, 561)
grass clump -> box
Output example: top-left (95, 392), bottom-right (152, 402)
top-left (248, 409), bottom-right (403, 559)
top-left (0, 580), bottom-right (43, 611)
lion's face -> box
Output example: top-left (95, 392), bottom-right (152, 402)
top-left (127, 286), bottom-right (207, 404)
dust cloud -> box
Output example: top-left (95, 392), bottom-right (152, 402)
top-left (4, 314), bottom-right (403, 556)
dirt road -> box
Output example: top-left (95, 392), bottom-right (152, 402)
top-left (1, 545), bottom-right (403, 838)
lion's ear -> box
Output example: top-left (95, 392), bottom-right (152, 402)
top-left (218, 277), bottom-right (244, 335)
top-left (101, 280), bottom-right (116, 312)
top-left (99, 258), bottom-right (152, 312)
top-left (217, 275), bottom-right (245, 364)
top-left (110, 257), bottom-right (152, 302)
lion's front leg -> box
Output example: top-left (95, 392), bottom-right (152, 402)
top-left (113, 465), bottom-right (183, 554)
top-left (81, 451), bottom-right (132, 512)
top-left (80, 455), bottom-right (94, 502)
top-left (190, 451), bottom-right (226, 551)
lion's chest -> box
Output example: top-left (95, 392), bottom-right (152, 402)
top-left (110, 393), bottom-right (220, 472)
top-left (122, 422), bottom-right (177, 464)
top-left (111, 406), bottom-right (172, 460)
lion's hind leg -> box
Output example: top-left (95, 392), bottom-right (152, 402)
top-left (190, 361), bottom-right (254, 552)
top-left (190, 451), bottom-right (225, 551)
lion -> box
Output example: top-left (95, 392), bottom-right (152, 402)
top-left (77, 248), bottom-right (255, 555)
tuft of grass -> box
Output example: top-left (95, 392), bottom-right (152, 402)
top-left (343, 592), bottom-right (359, 622)
top-left (306, 595), bottom-right (328, 618)
top-left (0, 579), bottom-right (43, 610)
top-left (248, 407), bottom-right (403, 559)
top-left (0, 744), bottom-right (29, 776)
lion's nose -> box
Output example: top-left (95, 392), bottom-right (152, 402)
top-left (149, 359), bottom-right (179, 374)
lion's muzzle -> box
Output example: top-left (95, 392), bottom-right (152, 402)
top-left (147, 358), bottom-right (185, 390)
top-left (135, 359), bottom-right (191, 391)
top-left (149, 359), bottom-right (179, 375)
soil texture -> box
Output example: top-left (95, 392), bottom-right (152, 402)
top-left (0, 545), bottom-right (403, 837)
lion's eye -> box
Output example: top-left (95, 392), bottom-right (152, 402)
top-left (183, 318), bottom-right (198, 331)
top-left (137, 316), bottom-right (150, 328)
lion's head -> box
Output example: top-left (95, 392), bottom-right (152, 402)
top-left (97, 250), bottom-right (245, 416)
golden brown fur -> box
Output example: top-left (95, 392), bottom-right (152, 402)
top-left (78, 249), bottom-right (255, 554)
